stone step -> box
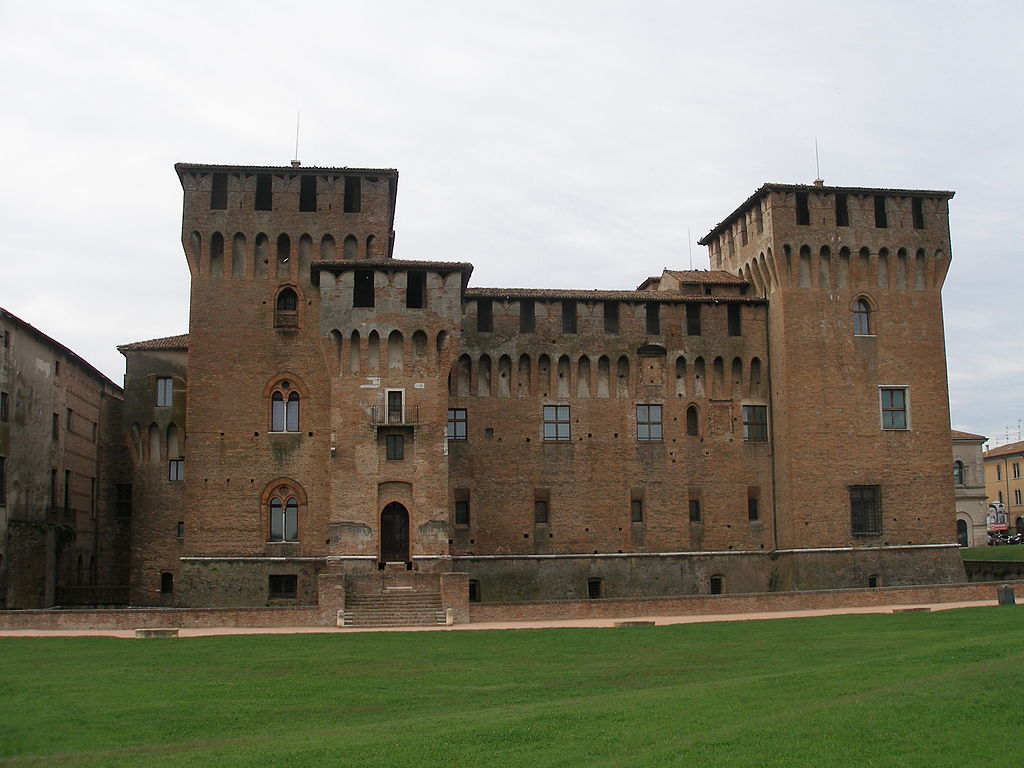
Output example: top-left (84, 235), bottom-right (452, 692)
top-left (342, 610), bottom-right (446, 627)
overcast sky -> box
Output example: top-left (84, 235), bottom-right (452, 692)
top-left (2, 1), bottom-right (1021, 446)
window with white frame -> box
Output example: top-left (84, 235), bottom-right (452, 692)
top-left (742, 405), bottom-right (768, 441)
top-left (156, 377), bottom-right (173, 407)
top-left (270, 381), bottom-right (300, 432)
top-left (880, 387), bottom-right (908, 430)
top-left (447, 409), bottom-right (467, 440)
top-left (543, 405), bottom-right (571, 441)
top-left (636, 404), bottom-right (662, 441)
top-left (168, 459), bottom-right (184, 482)
top-left (269, 495), bottom-right (299, 541)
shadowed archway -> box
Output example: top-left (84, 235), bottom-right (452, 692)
top-left (380, 502), bottom-right (410, 564)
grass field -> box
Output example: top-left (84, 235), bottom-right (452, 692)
top-left (2, 607), bottom-right (1024, 767)
top-left (960, 545), bottom-right (1024, 561)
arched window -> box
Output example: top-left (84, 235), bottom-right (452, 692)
top-left (269, 496), bottom-right (299, 541)
top-left (710, 574), bottom-right (724, 595)
top-left (953, 461), bottom-right (965, 486)
top-left (270, 381), bottom-right (300, 432)
top-left (686, 405), bottom-right (699, 436)
top-left (275, 287), bottom-right (299, 328)
top-left (853, 298), bottom-right (872, 336)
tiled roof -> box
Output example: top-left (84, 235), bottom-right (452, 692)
top-left (663, 270), bottom-right (748, 284)
top-left (117, 334), bottom-right (189, 352)
top-left (985, 440), bottom-right (1024, 459)
top-left (951, 429), bottom-right (987, 440)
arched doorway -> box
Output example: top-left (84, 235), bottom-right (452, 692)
top-left (956, 519), bottom-right (969, 548)
top-left (380, 502), bottom-right (410, 564)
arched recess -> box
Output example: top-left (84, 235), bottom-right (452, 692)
top-left (877, 248), bottom-right (890, 289)
top-left (380, 502), bottom-right (410, 563)
top-left (298, 234), bottom-right (313, 281)
top-left (857, 247), bottom-right (870, 287)
top-left (210, 232), bottom-right (224, 278)
top-left (167, 424), bottom-right (180, 458)
top-left (328, 330), bottom-right (343, 374)
top-left (388, 330), bottom-right (404, 370)
top-left (412, 331), bottom-right (427, 365)
top-left (367, 330), bottom-right (380, 372)
top-left (320, 234), bottom-right (336, 261)
top-left (478, 354), bottom-right (492, 397)
top-left (675, 356), bottom-right (686, 396)
top-left (956, 518), bottom-right (969, 548)
top-left (577, 356), bottom-right (590, 398)
top-left (749, 357), bottom-right (763, 398)
top-left (254, 233), bottom-right (269, 277)
top-left (914, 249), bottom-right (926, 290)
top-left (436, 331), bottom-right (448, 366)
top-left (232, 232), bottom-right (246, 278)
top-left (148, 423), bottom-right (161, 464)
top-left (616, 355), bottom-right (630, 398)
top-left (819, 246), bottom-right (831, 290)
top-left (712, 357), bottom-right (725, 399)
top-left (275, 285), bottom-right (299, 328)
top-left (498, 355), bottom-right (512, 397)
top-left (343, 234), bottom-right (357, 260)
top-left (686, 405), bottom-right (700, 436)
top-left (731, 357), bottom-right (743, 399)
top-left (895, 248), bottom-right (908, 290)
top-left (694, 357), bottom-right (706, 398)
top-left (349, 330), bottom-right (361, 373)
top-left (557, 356), bottom-right (571, 398)
top-left (782, 244), bottom-right (793, 287)
top-left (276, 233), bottom-right (291, 279)
top-left (537, 355), bottom-right (552, 397)
top-left (457, 354), bottom-right (472, 397)
top-left (933, 250), bottom-right (947, 289)
top-left (517, 354), bottom-right (532, 397)
top-left (130, 423), bottom-right (142, 464)
top-left (798, 245), bottom-right (811, 288)
top-left (188, 231), bottom-right (202, 272)
top-left (596, 355), bottom-right (610, 398)
top-left (837, 247), bottom-right (850, 289)
top-left (366, 234), bottom-right (377, 259)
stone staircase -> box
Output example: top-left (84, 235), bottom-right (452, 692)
top-left (340, 587), bottom-right (447, 627)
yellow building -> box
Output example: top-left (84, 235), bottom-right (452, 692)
top-left (983, 440), bottom-right (1024, 533)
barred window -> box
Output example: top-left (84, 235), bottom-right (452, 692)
top-left (850, 485), bottom-right (882, 535)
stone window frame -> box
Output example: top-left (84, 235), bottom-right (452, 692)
top-left (879, 386), bottom-right (909, 430)
top-left (261, 479), bottom-right (307, 544)
top-left (543, 404), bottom-right (571, 442)
top-left (636, 404), bottom-right (663, 442)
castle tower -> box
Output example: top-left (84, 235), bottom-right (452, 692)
top-left (700, 183), bottom-right (964, 587)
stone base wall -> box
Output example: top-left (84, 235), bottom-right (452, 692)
top-left (469, 580), bottom-right (1017, 623)
top-left (0, 606), bottom-right (323, 630)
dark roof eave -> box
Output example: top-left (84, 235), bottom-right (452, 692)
top-left (465, 287), bottom-right (764, 304)
top-left (311, 259), bottom-right (474, 289)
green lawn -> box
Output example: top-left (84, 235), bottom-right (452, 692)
top-left (2, 607), bottom-right (1023, 767)
top-left (960, 545), bottom-right (1024, 561)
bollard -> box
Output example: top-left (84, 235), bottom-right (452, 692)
top-left (997, 585), bottom-right (1016, 605)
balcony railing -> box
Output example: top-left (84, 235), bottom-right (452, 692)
top-left (370, 405), bottom-right (420, 426)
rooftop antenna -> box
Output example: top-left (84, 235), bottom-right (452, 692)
top-left (814, 137), bottom-right (823, 185)
top-left (291, 110), bottom-right (301, 168)
top-left (687, 228), bottom-right (693, 270)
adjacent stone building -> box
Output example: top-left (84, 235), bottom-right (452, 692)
top-left (113, 163), bottom-right (965, 616)
top-left (952, 430), bottom-right (988, 547)
top-left (0, 309), bottom-right (128, 608)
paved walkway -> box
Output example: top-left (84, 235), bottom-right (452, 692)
top-left (0, 599), bottom-right (999, 638)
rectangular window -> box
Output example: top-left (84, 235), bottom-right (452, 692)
top-left (343, 176), bottom-right (361, 213)
top-left (156, 377), bottom-right (173, 407)
top-left (835, 193), bottom-right (849, 226)
top-left (386, 390), bottom-right (404, 424)
top-left (210, 172), bottom-right (228, 210)
top-left (168, 459), bottom-right (184, 482)
top-left (630, 497), bottom-right (644, 524)
top-left (636, 404), bottom-right (663, 441)
top-left (1016, 489), bottom-right (1023, 507)
top-left (89, 477), bottom-right (96, 519)
top-left (686, 304), bottom-right (701, 335)
top-left (50, 469), bottom-right (57, 511)
top-left (880, 387), bottom-right (908, 430)
top-left (476, 298), bottom-right (493, 332)
top-left (645, 302), bottom-right (660, 335)
top-left (727, 304), bottom-right (741, 336)
top-left (603, 301), bottom-right (619, 334)
top-left (454, 490), bottom-right (470, 526)
top-left (534, 489), bottom-right (550, 524)
top-left (795, 192), bottom-right (810, 225)
top-left (386, 434), bottom-right (404, 461)
top-left (997, 465), bottom-right (1002, 481)
top-left (912, 197), bottom-right (925, 229)
top-left (519, 299), bottom-right (535, 333)
top-left (353, 269), bottom-right (375, 307)
top-left (268, 574), bottom-right (297, 599)
top-left (64, 469), bottom-right (70, 510)
top-left (874, 195), bottom-right (888, 228)
top-left (299, 175), bottom-right (317, 212)
top-left (0, 391), bottom-right (7, 422)
top-left (177, 521), bottom-right (184, 538)
top-left (0, 456), bottom-right (6, 506)
top-left (52, 412), bottom-right (59, 439)
top-left (255, 173), bottom-right (273, 211)
top-left (688, 498), bottom-right (702, 523)
top-left (66, 408), bottom-right (73, 432)
top-left (742, 405), bottom-right (768, 442)
top-left (1014, 463), bottom-right (1020, 479)
top-left (116, 484), bottom-right (132, 518)
top-left (543, 405), bottom-right (571, 441)
top-left (850, 485), bottom-right (882, 535)
top-left (406, 270), bottom-right (427, 309)
top-left (447, 408), bottom-right (467, 440)
top-left (562, 300), bottom-right (577, 334)
top-left (747, 493), bottom-right (760, 522)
